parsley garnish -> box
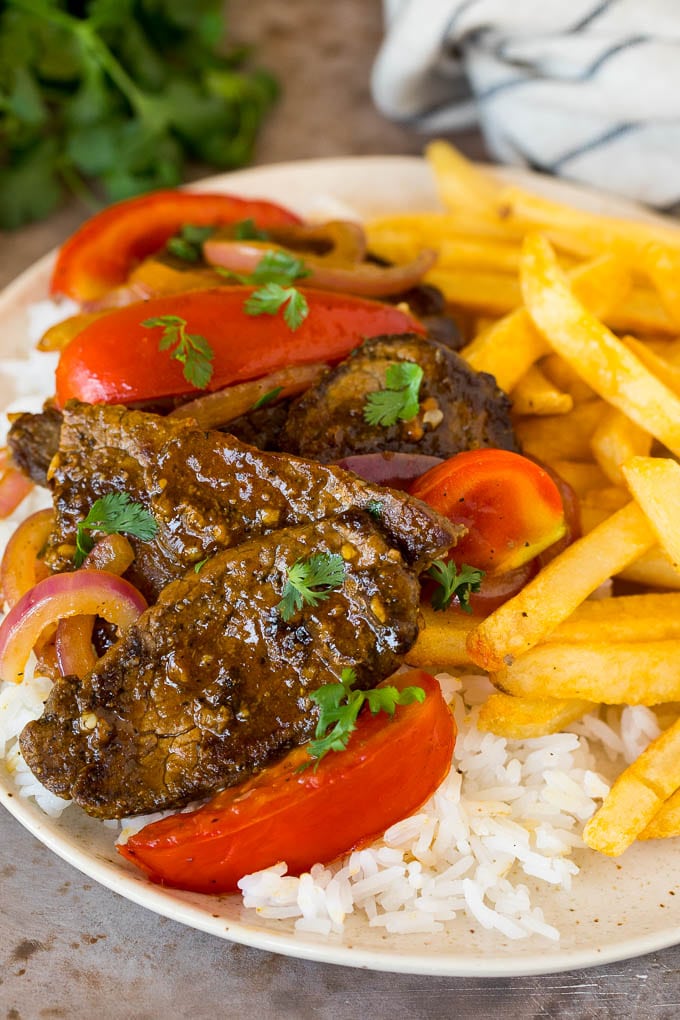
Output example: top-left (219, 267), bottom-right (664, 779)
top-left (427, 560), bottom-right (484, 613)
top-left (166, 224), bottom-right (216, 263)
top-left (365, 499), bottom-right (384, 520)
top-left (363, 362), bottom-right (424, 427)
top-left (74, 493), bottom-right (158, 567)
top-left (232, 218), bottom-right (270, 241)
top-left (143, 314), bottom-right (214, 389)
top-left (276, 552), bottom-right (346, 622)
top-left (302, 667), bottom-right (425, 769)
top-left (194, 557), bottom-right (209, 573)
top-left (222, 250), bottom-right (311, 331)
top-left (252, 385), bottom-right (283, 410)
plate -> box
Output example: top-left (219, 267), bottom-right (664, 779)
top-left (1, 156), bottom-right (680, 977)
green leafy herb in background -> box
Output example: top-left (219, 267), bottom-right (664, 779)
top-left (302, 667), bottom-right (425, 769)
top-left (74, 491), bottom-right (158, 566)
top-left (0, 0), bottom-right (279, 229)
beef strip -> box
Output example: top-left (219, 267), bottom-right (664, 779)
top-left (279, 333), bottom-right (519, 463)
top-left (7, 403), bottom-right (62, 486)
top-left (44, 401), bottom-right (460, 602)
top-left (21, 512), bottom-right (424, 818)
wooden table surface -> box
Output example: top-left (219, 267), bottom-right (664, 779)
top-left (2, 3), bottom-right (680, 1016)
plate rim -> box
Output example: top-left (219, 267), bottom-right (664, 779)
top-left (2, 153), bottom-right (680, 977)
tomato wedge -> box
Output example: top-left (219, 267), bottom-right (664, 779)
top-left (50, 190), bottom-right (302, 302)
top-left (410, 448), bottom-right (567, 575)
top-left (118, 670), bottom-right (455, 894)
top-left (54, 287), bottom-right (425, 407)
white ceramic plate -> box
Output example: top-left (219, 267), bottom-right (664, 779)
top-left (1, 156), bottom-right (680, 977)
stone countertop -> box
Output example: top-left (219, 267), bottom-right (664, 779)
top-left (2, 2), bottom-right (680, 1016)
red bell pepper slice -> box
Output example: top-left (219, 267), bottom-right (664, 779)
top-left (54, 287), bottom-right (425, 407)
top-left (50, 190), bottom-right (302, 302)
top-left (118, 670), bottom-right (455, 894)
top-left (410, 448), bottom-right (567, 575)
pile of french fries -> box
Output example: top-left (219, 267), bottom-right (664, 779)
top-left (380, 142), bottom-right (680, 858)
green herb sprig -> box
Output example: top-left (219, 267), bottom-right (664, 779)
top-left (302, 667), bottom-right (425, 769)
top-left (364, 362), bottom-right (424, 427)
top-left (276, 552), bottom-right (345, 622)
top-left (219, 250), bottom-right (311, 330)
top-left (0, 0), bottom-right (278, 229)
top-left (143, 314), bottom-right (214, 389)
top-left (427, 560), bottom-right (484, 613)
top-left (166, 224), bottom-right (216, 263)
top-left (75, 492), bottom-right (158, 567)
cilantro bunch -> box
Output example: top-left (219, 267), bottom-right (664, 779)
top-left (0, 0), bottom-right (279, 228)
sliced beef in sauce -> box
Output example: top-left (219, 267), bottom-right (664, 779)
top-left (280, 333), bottom-right (518, 463)
top-left (21, 512), bottom-right (424, 818)
top-left (7, 404), bottom-right (62, 486)
top-left (44, 402), bottom-right (459, 602)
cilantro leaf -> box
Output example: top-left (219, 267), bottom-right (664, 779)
top-left (251, 385), bottom-right (283, 410)
top-left (244, 281), bottom-right (309, 331)
top-left (301, 668), bottom-right (426, 769)
top-left (427, 560), bottom-right (484, 613)
top-left (166, 223), bottom-right (216, 262)
top-left (232, 218), bottom-right (270, 241)
top-left (276, 552), bottom-right (345, 622)
top-left (143, 314), bottom-right (214, 389)
top-left (363, 362), bottom-right (424, 428)
top-left (74, 492), bottom-right (158, 567)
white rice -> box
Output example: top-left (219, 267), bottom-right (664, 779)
top-left (0, 296), bottom-right (644, 944)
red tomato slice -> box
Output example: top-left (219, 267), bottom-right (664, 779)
top-left (410, 448), bottom-right (567, 575)
top-left (50, 191), bottom-right (302, 302)
top-left (54, 287), bottom-right (425, 407)
top-left (118, 670), bottom-right (455, 894)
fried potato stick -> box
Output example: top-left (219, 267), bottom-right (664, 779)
top-left (477, 692), bottom-right (594, 739)
top-left (521, 235), bottom-right (680, 458)
top-left (622, 456), bottom-right (680, 568)
top-left (492, 640), bottom-right (680, 705)
top-left (466, 501), bottom-right (656, 671)
top-left (583, 715), bottom-right (680, 855)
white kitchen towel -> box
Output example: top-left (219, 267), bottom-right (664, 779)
top-left (371, 0), bottom-right (680, 209)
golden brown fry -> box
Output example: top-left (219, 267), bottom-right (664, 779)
top-left (549, 460), bottom-right (609, 496)
top-left (492, 640), bottom-right (680, 705)
top-left (622, 456), bottom-right (680, 568)
top-left (466, 501), bottom-right (656, 672)
top-left (621, 334), bottom-right (680, 398)
top-left (545, 593), bottom-right (680, 644)
top-left (426, 268), bottom-right (522, 316)
top-left (583, 715), bottom-right (680, 855)
top-left (511, 365), bottom-right (573, 416)
top-left (640, 242), bottom-right (680, 329)
top-left (426, 139), bottom-right (501, 212)
top-left (406, 607), bottom-right (475, 669)
top-left (514, 400), bottom-right (607, 463)
top-left (590, 408), bottom-right (652, 486)
top-left (606, 288), bottom-right (676, 336)
top-left (521, 235), bottom-right (680, 457)
top-left (639, 786), bottom-right (680, 840)
top-left (617, 549), bottom-right (680, 590)
top-left (540, 354), bottom-right (597, 404)
top-left (477, 691), bottom-right (594, 739)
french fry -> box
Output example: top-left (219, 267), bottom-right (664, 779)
top-left (622, 456), bottom-right (680, 568)
top-left (540, 354), bottom-right (597, 404)
top-left (426, 268), bottom-right (522, 316)
top-left (514, 400), bottom-right (606, 463)
top-left (639, 786), bottom-right (680, 840)
top-left (618, 548), bottom-right (680, 590)
top-left (406, 608), bottom-right (475, 669)
top-left (426, 139), bottom-right (501, 212)
top-left (583, 715), bottom-right (680, 855)
top-left (606, 288), bottom-right (676, 336)
top-left (521, 235), bottom-right (680, 457)
top-left (620, 334), bottom-right (680, 398)
top-left (461, 255), bottom-right (630, 392)
top-left (590, 408), bottom-right (652, 486)
top-left (639, 242), bottom-right (680, 329)
top-left (511, 365), bottom-right (573, 416)
top-left (544, 592), bottom-right (680, 644)
top-left (466, 501), bottom-right (656, 672)
top-left (549, 460), bottom-right (608, 496)
top-left (477, 691), bottom-right (594, 739)
top-left (492, 640), bottom-right (680, 705)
